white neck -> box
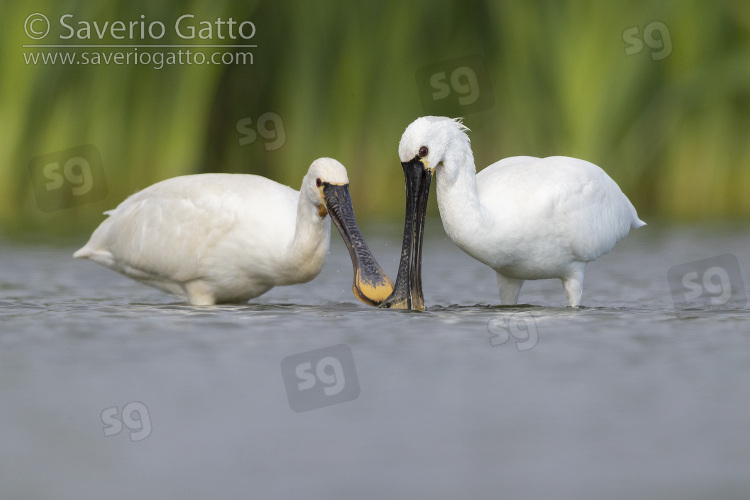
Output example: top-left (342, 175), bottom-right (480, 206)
top-left (282, 195), bottom-right (330, 284)
top-left (435, 138), bottom-right (487, 254)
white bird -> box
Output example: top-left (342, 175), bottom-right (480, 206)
top-left (381, 116), bottom-right (646, 309)
top-left (74, 158), bottom-right (393, 306)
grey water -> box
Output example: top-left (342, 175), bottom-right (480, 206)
top-left (1, 222), bottom-right (749, 500)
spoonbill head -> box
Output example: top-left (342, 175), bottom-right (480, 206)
top-left (74, 158), bottom-right (393, 306)
top-left (381, 117), bottom-right (645, 310)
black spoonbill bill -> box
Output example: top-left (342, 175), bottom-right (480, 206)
top-left (381, 116), bottom-right (645, 310)
top-left (75, 158), bottom-right (393, 306)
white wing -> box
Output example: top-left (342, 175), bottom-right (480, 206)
top-left (74, 174), bottom-right (300, 286)
top-left (477, 156), bottom-right (644, 265)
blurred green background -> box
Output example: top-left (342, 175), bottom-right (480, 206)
top-left (2, 0), bottom-right (750, 235)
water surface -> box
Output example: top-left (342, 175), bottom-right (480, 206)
top-left (1, 223), bottom-right (749, 499)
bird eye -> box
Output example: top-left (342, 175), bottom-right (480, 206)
top-left (418, 146), bottom-right (429, 158)
top-left (316, 178), bottom-right (322, 187)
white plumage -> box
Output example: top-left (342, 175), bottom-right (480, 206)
top-left (74, 158), bottom-right (392, 306)
top-left (385, 116), bottom-right (645, 308)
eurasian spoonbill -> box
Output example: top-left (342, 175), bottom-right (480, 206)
top-left (381, 116), bottom-right (645, 310)
top-left (74, 158), bottom-right (393, 306)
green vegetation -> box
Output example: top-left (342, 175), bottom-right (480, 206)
top-left (2, 0), bottom-right (749, 234)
